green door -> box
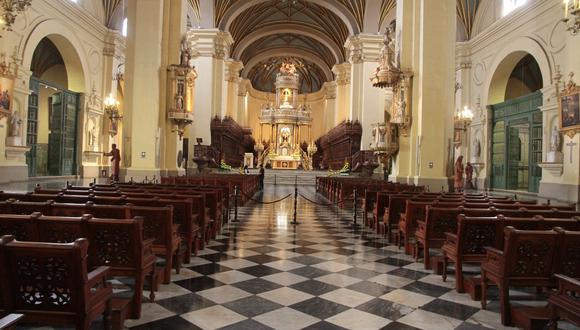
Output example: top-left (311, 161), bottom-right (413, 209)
top-left (491, 121), bottom-right (506, 189)
top-left (490, 91), bottom-right (542, 193)
top-left (47, 91), bottom-right (79, 176)
top-left (26, 78), bottom-right (40, 177)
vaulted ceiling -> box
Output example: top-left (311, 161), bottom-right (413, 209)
top-left (100, 0), bottom-right (483, 93)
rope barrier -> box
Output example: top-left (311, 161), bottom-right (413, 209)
top-left (239, 191), bottom-right (293, 204)
top-left (298, 193), bottom-right (353, 206)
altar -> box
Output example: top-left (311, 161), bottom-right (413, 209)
top-left (256, 63), bottom-right (314, 170)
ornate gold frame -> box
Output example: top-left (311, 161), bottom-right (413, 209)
top-left (559, 73), bottom-right (580, 138)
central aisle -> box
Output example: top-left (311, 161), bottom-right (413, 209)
top-left (127, 186), bottom-right (510, 330)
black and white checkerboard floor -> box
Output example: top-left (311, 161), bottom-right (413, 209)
top-left (123, 186), bottom-right (539, 330)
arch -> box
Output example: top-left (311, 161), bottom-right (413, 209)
top-left (242, 48), bottom-right (334, 82)
top-left (232, 24), bottom-right (343, 63)
top-left (21, 19), bottom-right (89, 93)
top-left (219, 0), bottom-right (358, 35)
top-left (483, 36), bottom-right (551, 105)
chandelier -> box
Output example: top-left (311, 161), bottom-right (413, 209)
top-left (454, 105), bottom-right (474, 129)
top-left (104, 93), bottom-right (122, 137)
top-left (0, 0), bottom-right (32, 32)
top-left (563, 0), bottom-right (580, 35)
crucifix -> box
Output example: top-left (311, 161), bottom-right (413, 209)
top-left (566, 141), bottom-right (577, 164)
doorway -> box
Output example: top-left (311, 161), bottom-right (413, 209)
top-left (490, 91), bottom-right (542, 192)
top-left (26, 77), bottom-right (80, 177)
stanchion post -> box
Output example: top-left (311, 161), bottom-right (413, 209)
top-left (291, 176), bottom-right (299, 225)
top-left (352, 188), bottom-right (360, 228)
top-left (233, 185), bottom-right (239, 223)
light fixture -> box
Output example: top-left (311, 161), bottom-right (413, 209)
top-left (563, 0), bottom-right (580, 35)
top-left (0, 0), bottom-right (32, 33)
top-left (454, 105), bottom-right (474, 129)
top-left (104, 93), bottom-right (122, 137)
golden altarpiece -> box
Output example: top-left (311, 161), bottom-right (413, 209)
top-left (257, 63), bottom-right (312, 169)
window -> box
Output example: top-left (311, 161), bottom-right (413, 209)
top-left (122, 17), bottom-right (128, 37)
top-left (503, 0), bottom-right (527, 16)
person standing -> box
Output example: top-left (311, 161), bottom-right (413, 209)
top-left (104, 143), bottom-right (121, 182)
top-left (454, 155), bottom-right (464, 193)
top-left (259, 165), bottom-right (265, 190)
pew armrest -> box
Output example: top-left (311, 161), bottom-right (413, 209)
top-left (444, 232), bottom-right (457, 245)
top-left (554, 274), bottom-right (580, 294)
top-left (484, 246), bottom-right (504, 266)
top-left (87, 266), bottom-right (111, 287)
top-left (0, 313), bottom-right (24, 329)
top-left (417, 220), bottom-right (426, 232)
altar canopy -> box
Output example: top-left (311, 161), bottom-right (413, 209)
top-left (257, 63), bottom-right (313, 170)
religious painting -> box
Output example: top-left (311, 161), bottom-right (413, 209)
top-left (0, 75), bottom-right (14, 115)
top-left (559, 74), bottom-right (580, 137)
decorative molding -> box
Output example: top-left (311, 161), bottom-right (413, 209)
top-left (332, 62), bottom-right (351, 86)
top-left (345, 34), bottom-right (383, 64)
top-left (187, 29), bottom-right (234, 60)
top-left (538, 162), bottom-right (564, 176)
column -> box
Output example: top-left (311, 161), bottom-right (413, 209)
top-left (122, 0), bottom-right (165, 180)
top-left (162, 0), bottom-right (189, 176)
top-left (236, 80), bottom-right (248, 126)
top-left (345, 35), bottom-right (385, 148)
top-left (393, 0), bottom-right (457, 189)
top-left (187, 29), bottom-right (233, 144)
top-left (332, 63), bottom-right (351, 126)
top-left (323, 81), bottom-right (337, 133)
top-left (456, 44), bottom-right (472, 162)
top-left (224, 59), bottom-right (244, 121)
top-left (96, 31), bottom-right (125, 178)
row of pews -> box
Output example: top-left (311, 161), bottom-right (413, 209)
top-left (0, 174), bottom-right (259, 329)
top-left (318, 176), bottom-right (580, 329)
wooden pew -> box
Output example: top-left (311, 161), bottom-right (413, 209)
top-left (0, 236), bottom-right (112, 330)
top-left (481, 227), bottom-right (561, 325)
top-left (0, 214), bottom-right (155, 320)
top-left (547, 274), bottom-right (580, 330)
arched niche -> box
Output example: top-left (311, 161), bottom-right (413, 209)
top-left (484, 37), bottom-right (551, 105)
top-left (21, 19), bottom-right (89, 94)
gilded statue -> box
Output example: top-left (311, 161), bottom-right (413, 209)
top-left (280, 62), bottom-right (296, 75)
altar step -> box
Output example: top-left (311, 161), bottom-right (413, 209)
top-left (263, 170), bottom-right (325, 186)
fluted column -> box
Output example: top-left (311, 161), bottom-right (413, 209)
top-left (345, 35), bottom-right (385, 148)
top-left (224, 59), bottom-right (244, 121)
top-left (237, 80), bottom-right (249, 126)
top-left (187, 29), bottom-right (233, 144)
top-left (332, 63), bottom-right (351, 126)
top-left (323, 81), bottom-right (337, 133)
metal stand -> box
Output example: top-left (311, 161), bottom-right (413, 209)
top-left (232, 185), bottom-right (239, 223)
top-left (290, 176), bottom-right (300, 225)
top-left (352, 188), bottom-right (360, 228)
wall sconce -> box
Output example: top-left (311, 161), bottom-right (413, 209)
top-left (563, 0), bottom-right (580, 35)
top-left (104, 93), bottom-right (122, 137)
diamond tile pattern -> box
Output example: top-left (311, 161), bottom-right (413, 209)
top-left (18, 185), bottom-right (521, 330)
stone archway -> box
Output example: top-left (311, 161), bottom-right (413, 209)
top-left (21, 21), bottom-right (88, 177)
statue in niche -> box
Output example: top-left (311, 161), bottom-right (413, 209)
top-left (472, 138), bottom-right (481, 158)
top-left (176, 94), bottom-right (184, 110)
top-left (550, 126), bottom-right (561, 152)
top-left (88, 125), bottom-right (97, 147)
top-left (180, 38), bottom-right (191, 67)
top-left (381, 21), bottom-right (398, 71)
top-left (9, 109), bottom-right (21, 137)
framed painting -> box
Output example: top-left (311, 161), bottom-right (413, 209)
top-left (559, 74), bottom-right (580, 138)
top-left (0, 75), bottom-right (14, 118)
